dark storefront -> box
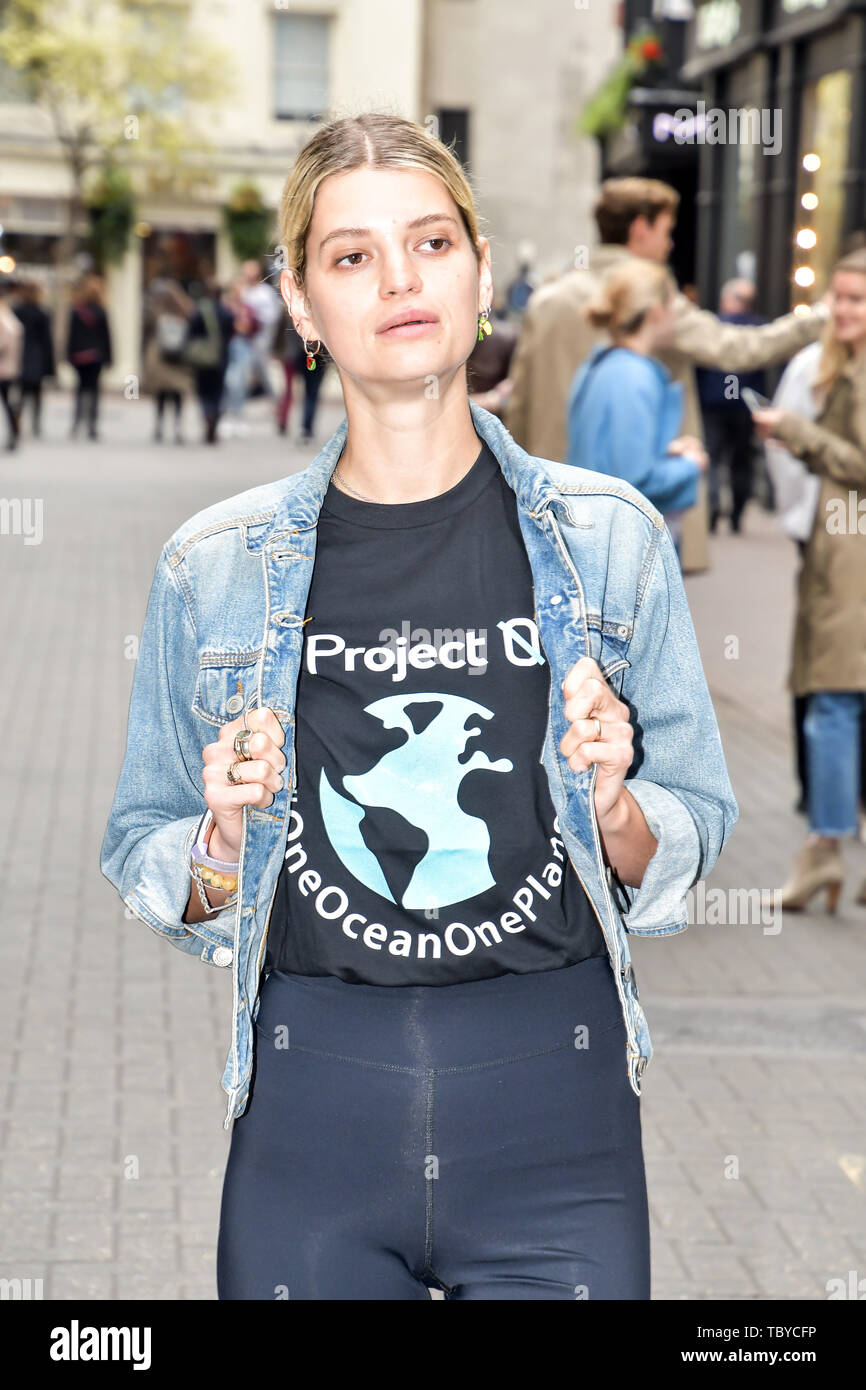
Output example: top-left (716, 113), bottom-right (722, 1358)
top-left (681, 0), bottom-right (866, 316)
top-left (600, 4), bottom-right (703, 289)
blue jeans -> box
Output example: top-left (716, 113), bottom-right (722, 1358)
top-left (222, 337), bottom-right (255, 416)
top-left (805, 691), bottom-right (866, 836)
top-left (217, 956), bottom-right (650, 1299)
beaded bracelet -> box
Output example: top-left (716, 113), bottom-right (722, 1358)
top-left (189, 857), bottom-right (238, 914)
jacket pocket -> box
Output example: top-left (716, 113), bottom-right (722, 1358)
top-left (192, 648), bottom-right (262, 726)
top-left (587, 619), bottom-right (631, 697)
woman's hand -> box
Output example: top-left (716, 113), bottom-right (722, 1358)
top-left (751, 407), bottom-right (785, 441)
top-left (559, 656), bottom-right (659, 886)
top-left (559, 657), bottom-right (634, 822)
top-left (668, 434), bottom-right (709, 471)
top-left (202, 707), bottom-right (287, 861)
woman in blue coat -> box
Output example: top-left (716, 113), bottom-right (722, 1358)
top-left (566, 260), bottom-right (708, 554)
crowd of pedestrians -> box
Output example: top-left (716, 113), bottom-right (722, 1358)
top-left (0, 257), bottom-right (331, 451)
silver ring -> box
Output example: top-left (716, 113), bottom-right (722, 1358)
top-left (226, 760), bottom-right (245, 786)
top-left (233, 728), bottom-right (253, 761)
top-left (593, 717), bottom-right (602, 740)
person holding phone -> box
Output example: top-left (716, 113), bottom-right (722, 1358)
top-left (750, 248), bottom-right (866, 911)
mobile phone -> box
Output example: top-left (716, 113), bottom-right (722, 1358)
top-left (741, 387), bottom-right (771, 413)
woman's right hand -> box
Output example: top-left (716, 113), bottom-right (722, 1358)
top-left (668, 434), bottom-right (710, 472)
top-left (201, 707), bottom-right (287, 861)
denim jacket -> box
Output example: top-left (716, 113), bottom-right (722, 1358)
top-left (100, 400), bottom-right (738, 1129)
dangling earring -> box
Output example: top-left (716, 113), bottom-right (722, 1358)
top-left (303, 336), bottom-right (321, 370)
top-left (477, 305), bottom-right (493, 342)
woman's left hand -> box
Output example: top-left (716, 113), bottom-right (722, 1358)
top-left (559, 656), bottom-right (634, 822)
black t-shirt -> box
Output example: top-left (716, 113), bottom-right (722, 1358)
top-left (264, 437), bottom-right (607, 984)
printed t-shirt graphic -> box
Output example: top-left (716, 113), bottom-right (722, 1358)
top-left (264, 438), bottom-right (607, 984)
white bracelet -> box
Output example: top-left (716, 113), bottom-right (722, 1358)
top-left (193, 808), bottom-right (240, 869)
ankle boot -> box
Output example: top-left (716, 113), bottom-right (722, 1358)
top-left (779, 839), bottom-right (844, 913)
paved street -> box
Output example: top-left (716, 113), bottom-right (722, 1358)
top-left (1, 387), bottom-right (864, 1301)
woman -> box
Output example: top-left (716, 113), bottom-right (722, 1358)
top-left (220, 281), bottom-right (261, 437)
top-left (752, 247), bottom-right (866, 911)
top-left (13, 279), bottom-right (55, 438)
top-left (141, 276), bottom-right (193, 444)
top-left (271, 307), bottom-right (329, 442)
top-left (100, 112), bottom-right (737, 1300)
top-left (271, 308), bottom-right (301, 436)
top-left (566, 259), bottom-right (708, 557)
top-left (184, 279), bottom-right (235, 445)
top-left (0, 279), bottom-right (23, 451)
top-left (66, 273), bottom-right (112, 441)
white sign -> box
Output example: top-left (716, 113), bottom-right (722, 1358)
top-left (696, 0), bottom-right (741, 48)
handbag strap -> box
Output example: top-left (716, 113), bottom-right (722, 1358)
top-left (200, 296), bottom-right (219, 342)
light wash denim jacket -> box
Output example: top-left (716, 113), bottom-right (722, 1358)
top-left (100, 400), bottom-right (738, 1129)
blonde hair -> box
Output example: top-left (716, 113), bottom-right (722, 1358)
top-left (277, 110), bottom-right (487, 292)
top-left (585, 259), bottom-right (677, 338)
top-left (813, 247), bottom-right (866, 400)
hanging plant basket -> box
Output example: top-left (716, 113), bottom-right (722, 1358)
top-left (222, 182), bottom-right (274, 262)
top-left (84, 164), bottom-right (136, 270)
top-left (578, 32), bottom-right (664, 141)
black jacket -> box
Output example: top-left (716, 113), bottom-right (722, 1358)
top-left (14, 300), bottom-right (55, 384)
top-left (66, 299), bottom-right (113, 368)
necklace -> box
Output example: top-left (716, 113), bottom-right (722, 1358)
top-left (331, 465), bottom-right (382, 503)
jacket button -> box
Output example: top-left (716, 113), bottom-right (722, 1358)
top-left (617, 625), bottom-right (629, 637)
top-left (226, 695), bottom-right (244, 715)
top-left (635, 1056), bottom-right (647, 1078)
top-left (622, 961), bottom-right (634, 984)
top-left (213, 946), bottom-right (233, 967)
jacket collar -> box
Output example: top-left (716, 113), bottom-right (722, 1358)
top-left (267, 399), bottom-right (563, 538)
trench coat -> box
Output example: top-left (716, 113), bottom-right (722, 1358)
top-left (769, 352), bottom-right (866, 696)
top-left (504, 244), bottom-right (825, 572)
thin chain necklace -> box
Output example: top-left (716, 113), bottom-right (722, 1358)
top-left (331, 465), bottom-right (382, 503)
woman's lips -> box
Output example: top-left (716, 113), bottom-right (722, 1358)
top-left (378, 318), bottom-right (439, 337)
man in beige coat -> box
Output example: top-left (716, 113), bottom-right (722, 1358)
top-left (505, 178), bottom-right (829, 571)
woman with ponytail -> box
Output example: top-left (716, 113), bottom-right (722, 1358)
top-left (566, 258), bottom-right (708, 557)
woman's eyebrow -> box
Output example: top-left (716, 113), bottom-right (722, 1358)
top-left (318, 212), bottom-right (460, 254)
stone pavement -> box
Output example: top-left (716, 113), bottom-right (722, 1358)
top-left (0, 389), bottom-right (863, 1301)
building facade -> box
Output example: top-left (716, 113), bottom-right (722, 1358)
top-left (0, 0), bottom-right (616, 388)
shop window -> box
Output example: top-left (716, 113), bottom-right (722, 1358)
top-left (794, 70), bottom-right (852, 302)
top-left (273, 12), bottom-right (330, 121)
top-left (436, 110), bottom-right (470, 169)
top-left (717, 128), bottom-right (759, 290)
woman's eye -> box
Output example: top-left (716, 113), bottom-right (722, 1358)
top-left (334, 237), bottom-right (451, 268)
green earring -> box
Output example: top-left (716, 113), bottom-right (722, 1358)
top-left (477, 305), bottom-right (493, 342)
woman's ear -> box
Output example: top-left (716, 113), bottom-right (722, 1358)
top-left (281, 269), bottom-right (312, 338)
top-left (477, 237), bottom-right (494, 313)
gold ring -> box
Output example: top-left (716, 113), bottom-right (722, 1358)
top-left (226, 760), bottom-right (245, 785)
top-left (593, 717), bottom-right (602, 740)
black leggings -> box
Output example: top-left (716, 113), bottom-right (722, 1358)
top-left (217, 955), bottom-right (651, 1300)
